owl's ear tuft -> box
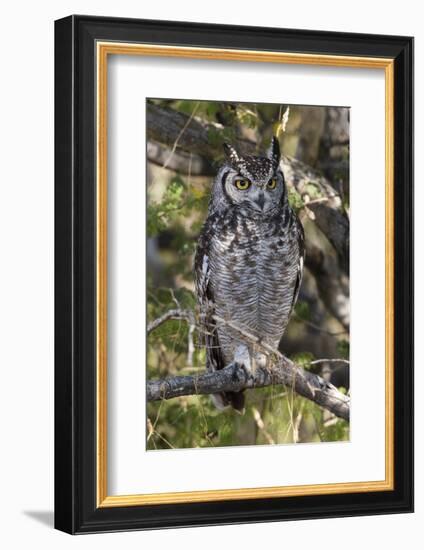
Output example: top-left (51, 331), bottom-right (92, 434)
top-left (267, 136), bottom-right (281, 169)
top-left (223, 143), bottom-right (241, 166)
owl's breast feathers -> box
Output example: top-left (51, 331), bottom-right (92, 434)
top-left (195, 205), bottom-right (304, 372)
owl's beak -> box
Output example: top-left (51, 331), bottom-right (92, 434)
top-left (255, 191), bottom-right (265, 211)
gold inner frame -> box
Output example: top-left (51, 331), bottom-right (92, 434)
top-left (96, 42), bottom-right (395, 508)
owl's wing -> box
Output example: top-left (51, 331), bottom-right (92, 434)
top-left (194, 229), bottom-right (246, 412)
top-left (289, 214), bottom-right (305, 316)
top-left (194, 233), bottom-right (226, 374)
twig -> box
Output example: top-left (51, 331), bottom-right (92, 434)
top-left (187, 314), bottom-right (196, 367)
top-left (147, 309), bottom-right (192, 334)
top-left (211, 313), bottom-right (281, 360)
top-left (310, 358), bottom-right (350, 366)
top-left (163, 102), bottom-right (200, 170)
top-left (303, 196), bottom-right (332, 206)
top-left (293, 313), bottom-right (348, 337)
top-left (281, 106), bottom-right (290, 133)
top-left (252, 407), bottom-right (275, 445)
top-left (293, 399), bottom-right (306, 444)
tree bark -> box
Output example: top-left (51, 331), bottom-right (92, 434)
top-left (147, 357), bottom-right (350, 422)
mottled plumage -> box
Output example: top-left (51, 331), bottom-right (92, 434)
top-left (194, 138), bottom-right (304, 411)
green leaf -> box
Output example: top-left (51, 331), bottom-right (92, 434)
top-left (288, 187), bottom-right (304, 211)
top-left (290, 351), bottom-right (315, 369)
top-left (304, 181), bottom-right (322, 199)
top-left (294, 300), bottom-right (311, 321)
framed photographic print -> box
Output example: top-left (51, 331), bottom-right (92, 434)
top-left (54, 15), bottom-right (414, 534)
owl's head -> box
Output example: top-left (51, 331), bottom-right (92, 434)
top-left (212, 137), bottom-right (285, 214)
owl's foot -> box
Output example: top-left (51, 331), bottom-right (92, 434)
top-left (210, 393), bottom-right (229, 410)
top-left (252, 351), bottom-right (268, 371)
top-left (210, 391), bottom-right (245, 414)
top-left (209, 346), bottom-right (250, 414)
top-left (234, 344), bottom-right (252, 373)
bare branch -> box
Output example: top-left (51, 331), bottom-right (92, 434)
top-left (147, 141), bottom-right (214, 176)
top-left (147, 308), bottom-right (350, 421)
top-left (310, 358), bottom-right (350, 366)
top-left (252, 406), bottom-right (275, 445)
top-left (146, 103), bottom-right (256, 158)
top-left (293, 313), bottom-right (348, 337)
top-left (162, 102), bottom-right (200, 170)
top-left (147, 309), bottom-right (193, 334)
top-left (147, 355), bottom-right (350, 422)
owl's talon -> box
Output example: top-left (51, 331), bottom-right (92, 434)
top-left (234, 344), bottom-right (251, 372)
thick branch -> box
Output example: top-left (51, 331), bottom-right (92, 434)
top-left (147, 308), bottom-right (350, 421)
top-left (147, 140), bottom-right (214, 176)
top-left (146, 103), bottom-right (256, 159)
top-left (147, 357), bottom-right (349, 421)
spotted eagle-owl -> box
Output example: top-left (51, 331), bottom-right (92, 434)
top-left (194, 137), bottom-right (304, 412)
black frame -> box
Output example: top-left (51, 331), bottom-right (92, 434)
top-left (55, 15), bottom-right (414, 534)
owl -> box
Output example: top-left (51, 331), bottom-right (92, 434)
top-left (194, 137), bottom-right (304, 412)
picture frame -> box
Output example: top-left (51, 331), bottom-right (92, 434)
top-left (54, 15), bottom-right (414, 534)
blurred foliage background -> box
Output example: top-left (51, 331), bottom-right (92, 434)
top-left (146, 98), bottom-right (350, 450)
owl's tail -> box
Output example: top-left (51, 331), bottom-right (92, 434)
top-left (210, 391), bottom-right (245, 414)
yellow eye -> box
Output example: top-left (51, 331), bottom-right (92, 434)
top-left (235, 179), bottom-right (251, 190)
top-left (267, 178), bottom-right (277, 189)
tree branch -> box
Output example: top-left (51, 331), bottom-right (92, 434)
top-left (147, 308), bottom-right (194, 334)
top-left (147, 141), bottom-right (214, 176)
top-left (147, 308), bottom-right (350, 422)
top-left (147, 356), bottom-right (349, 421)
top-left (146, 103), bottom-right (256, 159)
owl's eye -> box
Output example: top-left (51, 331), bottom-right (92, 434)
top-left (235, 179), bottom-right (251, 190)
top-left (267, 178), bottom-right (278, 190)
